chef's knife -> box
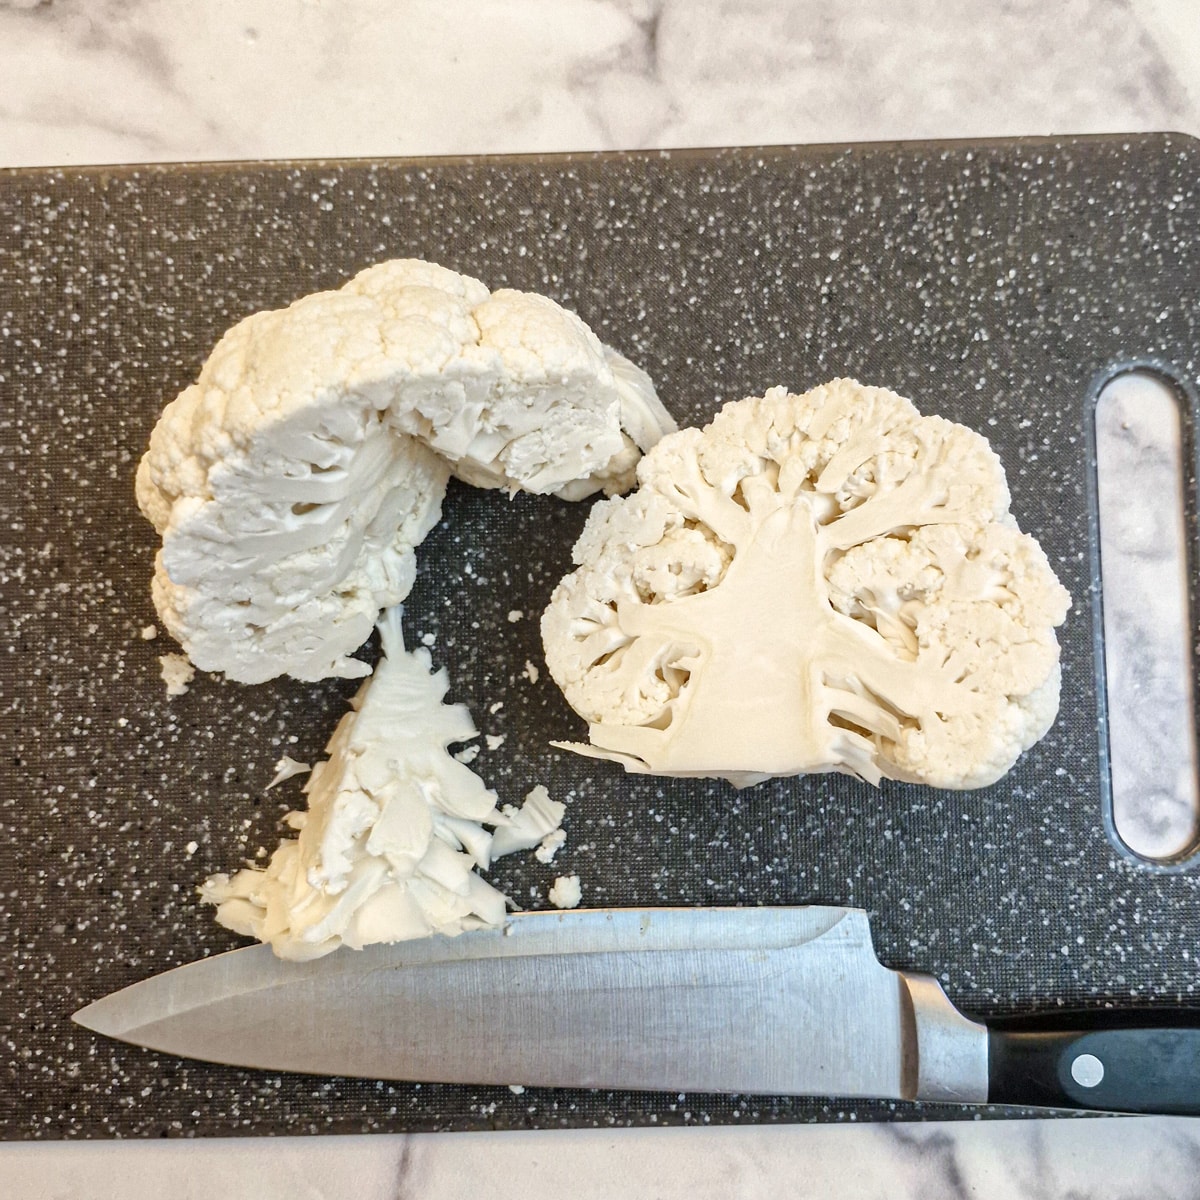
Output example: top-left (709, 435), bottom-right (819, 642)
top-left (73, 906), bottom-right (1200, 1114)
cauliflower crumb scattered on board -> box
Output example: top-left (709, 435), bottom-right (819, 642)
top-left (158, 653), bottom-right (195, 697)
top-left (535, 828), bottom-right (566, 864)
top-left (139, 624), bottom-right (158, 641)
top-left (507, 610), bottom-right (524, 623)
top-left (542, 379), bottom-right (1071, 791)
top-left (548, 875), bottom-right (582, 909)
top-left (522, 659), bottom-right (540, 685)
top-left (491, 785), bottom-right (566, 857)
top-left (486, 733), bottom-right (506, 751)
top-left (454, 743), bottom-right (481, 765)
top-left (266, 755), bottom-right (312, 791)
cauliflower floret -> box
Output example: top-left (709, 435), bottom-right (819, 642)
top-left (201, 609), bottom-right (568, 960)
top-left (542, 380), bottom-right (1071, 790)
top-left (344, 259), bottom-right (674, 498)
top-left (137, 259), bottom-right (674, 683)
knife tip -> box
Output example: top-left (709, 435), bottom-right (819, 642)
top-left (71, 997), bottom-right (120, 1038)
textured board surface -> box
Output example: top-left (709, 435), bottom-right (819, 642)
top-left (2, 136), bottom-right (1199, 1139)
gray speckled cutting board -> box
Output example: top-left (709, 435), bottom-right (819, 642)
top-left (2, 136), bottom-right (1199, 1139)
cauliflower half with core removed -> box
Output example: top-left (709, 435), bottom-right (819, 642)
top-left (202, 609), bottom-right (567, 960)
top-left (542, 380), bottom-right (1072, 790)
top-left (137, 259), bottom-right (674, 683)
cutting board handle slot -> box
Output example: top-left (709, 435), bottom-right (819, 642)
top-left (1087, 363), bottom-right (1200, 869)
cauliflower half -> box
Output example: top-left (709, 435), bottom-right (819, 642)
top-left (202, 609), bottom-right (567, 960)
top-left (542, 380), bottom-right (1072, 790)
top-left (137, 259), bottom-right (674, 683)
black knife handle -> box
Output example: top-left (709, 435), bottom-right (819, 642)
top-left (987, 1011), bottom-right (1200, 1114)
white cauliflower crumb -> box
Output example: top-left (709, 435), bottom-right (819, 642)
top-left (159, 653), bottom-right (195, 697)
top-left (548, 875), bottom-right (582, 909)
top-left (522, 659), bottom-right (540, 684)
top-left (490, 785), bottom-right (566, 857)
top-left (266, 755), bottom-right (312, 791)
top-left (488, 701), bottom-right (504, 714)
top-left (140, 624), bottom-right (158, 641)
top-left (420, 632), bottom-right (437, 648)
top-left (454, 743), bottom-right (481, 764)
top-left (486, 733), bottom-right (506, 751)
top-left (508, 1085), bottom-right (526, 1095)
top-left (507, 610), bottom-right (523, 623)
top-left (185, 841), bottom-right (198, 856)
top-left (542, 379), bottom-right (1071, 791)
top-left (535, 828), bottom-right (566, 863)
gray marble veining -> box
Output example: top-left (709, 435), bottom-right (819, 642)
top-left (0, 0), bottom-right (1197, 167)
top-left (3, 0), bottom-right (1200, 1197)
top-left (7, 1118), bottom-right (1200, 1199)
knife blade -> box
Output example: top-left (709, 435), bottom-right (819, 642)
top-left (72, 906), bottom-right (1200, 1114)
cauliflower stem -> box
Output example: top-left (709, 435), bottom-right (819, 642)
top-left (202, 608), bottom-right (566, 960)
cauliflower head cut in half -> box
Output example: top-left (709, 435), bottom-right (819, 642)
top-left (202, 609), bottom-right (566, 960)
top-left (541, 380), bottom-right (1072, 791)
top-left (137, 259), bottom-right (674, 684)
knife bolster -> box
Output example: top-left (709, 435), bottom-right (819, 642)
top-left (899, 972), bottom-right (990, 1104)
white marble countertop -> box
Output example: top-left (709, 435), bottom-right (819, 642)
top-left (4, 1), bottom-right (1200, 1196)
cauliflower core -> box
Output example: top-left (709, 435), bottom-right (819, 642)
top-left (542, 381), bottom-right (1071, 790)
top-left (137, 259), bottom-right (674, 683)
top-left (202, 609), bottom-right (567, 960)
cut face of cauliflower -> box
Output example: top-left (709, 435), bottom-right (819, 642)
top-left (201, 609), bottom-right (567, 960)
top-left (541, 380), bottom-right (1072, 790)
top-left (137, 288), bottom-right (451, 683)
top-left (137, 259), bottom-right (674, 683)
